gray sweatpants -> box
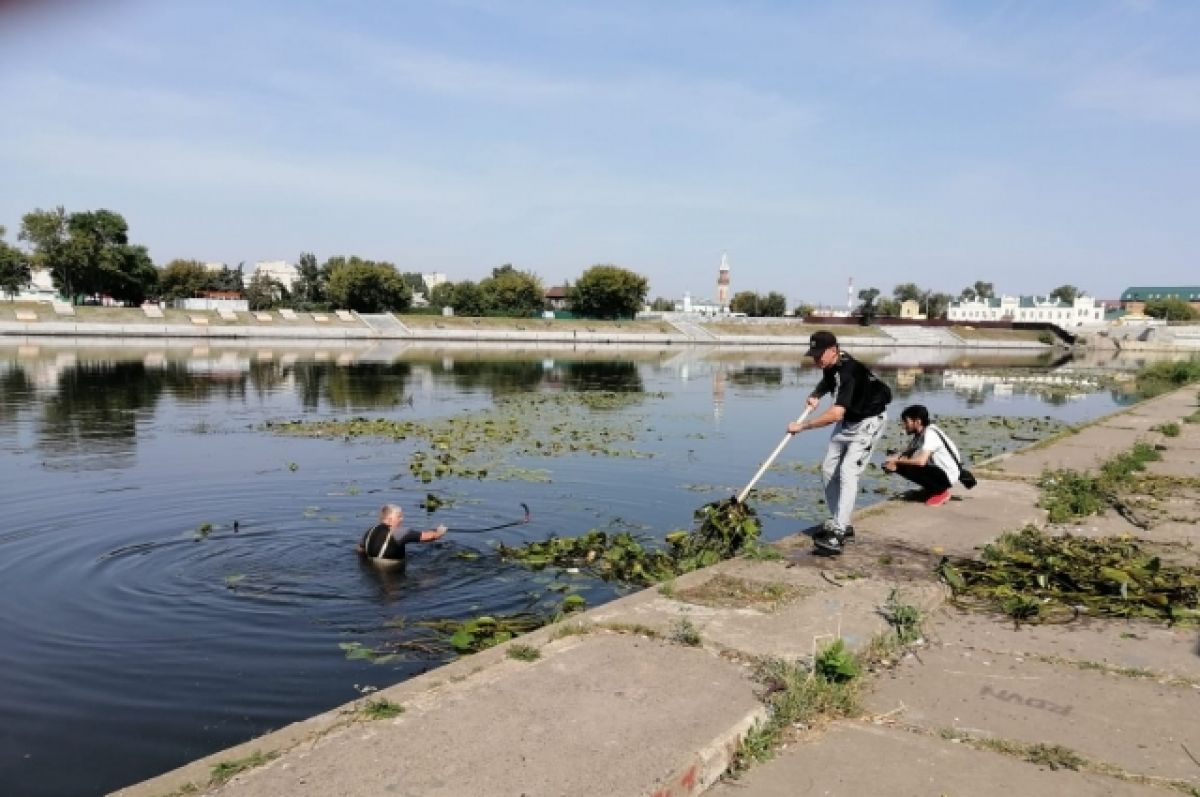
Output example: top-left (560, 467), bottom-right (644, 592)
top-left (821, 412), bottom-right (888, 531)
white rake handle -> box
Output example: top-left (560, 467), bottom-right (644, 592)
top-left (736, 407), bottom-right (814, 504)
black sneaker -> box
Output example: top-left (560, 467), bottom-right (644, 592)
top-left (844, 525), bottom-right (855, 541)
top-left (813, 530), bottom-right (845, 556)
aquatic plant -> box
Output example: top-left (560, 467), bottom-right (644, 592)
top-left (499, 501), bottom-right (762, 587)
top-left (937, 525), bottom-right (1200, 625)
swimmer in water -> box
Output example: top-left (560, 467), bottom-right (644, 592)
top-left (356, 504), bottom-right (446, 570)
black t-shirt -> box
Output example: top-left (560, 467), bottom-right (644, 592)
top-left (814, 352), bottom-right (892, 423)
top-left (360, 524), bottom-right (423, 560)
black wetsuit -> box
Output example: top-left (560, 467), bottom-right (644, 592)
top-left (360, 524), bottom-right (423, 561)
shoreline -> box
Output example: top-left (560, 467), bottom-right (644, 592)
top-left (108, 384), bottom-right (1200, 797)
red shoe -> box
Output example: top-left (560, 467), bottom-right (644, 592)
top-left (925, 489), bottom-right (951, 507)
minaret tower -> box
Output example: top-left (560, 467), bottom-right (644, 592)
top-left (717, 252), bottom-right (731, 310)
top-left (847, 277), bottom-right (855, 313)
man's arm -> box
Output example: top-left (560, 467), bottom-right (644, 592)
top-left (418, 525), bottom-right (448, 542)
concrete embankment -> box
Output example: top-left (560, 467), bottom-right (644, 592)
top-left (0, 309), bottom-right (1056, 350)
top-left (113, 385), bottom-right (1200, 797)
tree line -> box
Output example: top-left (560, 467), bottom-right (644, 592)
top-left (2, 206), bottom-right (654, 318)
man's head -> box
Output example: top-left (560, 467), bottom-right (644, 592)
top-left (379, 504), bottom-right (403, 528)
top-left (805, 330), bottom-right (839, 367)
top-left (900, 404), bottom-right (930, 433)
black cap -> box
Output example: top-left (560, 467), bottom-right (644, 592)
top-left (805, 330), bottom-right (838, 357)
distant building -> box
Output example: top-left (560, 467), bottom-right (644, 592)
top-left (1, 267), bottom-right (58, 302)
top-left (253, 260), bottom-right (299, 290)
top-left (1119, 286), bottom-right (1200, 315)
top-left (947, 295), bottom-right (1104, 325)
top-left (544, 285), bottom-right (571, 311)
top-left (717, 252), bottom-right (730, 310)
top-left (898, 299), bottom-right (925, 320)
top-left (422, 272), bottom-right (448, 291)
top-left (204, 262), bottom-right (227, 273)
top-left (674, 292), bottom-right (726, 315)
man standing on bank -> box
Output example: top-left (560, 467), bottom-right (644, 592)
top-left (882, 404), bottom-right (961, 506)
top-left (788, 330), bottom-right (892, 555)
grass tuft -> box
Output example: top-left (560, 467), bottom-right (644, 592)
top-left (210, 751), bottom-right (279, 785)
top-left (359, 698), bottom-right (404, 720)
top-left (506, 643), bottom-right (541, 662)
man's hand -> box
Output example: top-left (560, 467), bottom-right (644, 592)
top-left (805, 395), bottom-right (820, 411)
top-left (882, 456), bottom-right (898, 473)
top-left (433, 525), bottom-right (448, 539)
top-left (787, 421), bottom-right (805, 434)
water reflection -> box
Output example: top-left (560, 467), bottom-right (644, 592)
top-left (0, 342), bottom-right (1187, 467)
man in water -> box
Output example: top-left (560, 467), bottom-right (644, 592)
top-left (357, 504), bottom-right (446, 569)
top-left (882, 404), bottom-right (962, 506)
top-left (788, 330), bottom-right (892, 555)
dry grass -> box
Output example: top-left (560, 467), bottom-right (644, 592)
top-left (1, 304), bottom-right (365, 327)
top-left (704, 322), bottom-right (889, 338)
top-left (399, 315), bottom-right (675, 334)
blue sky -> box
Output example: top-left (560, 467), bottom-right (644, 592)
top-left (2, 0), bottom-right (1197, 306)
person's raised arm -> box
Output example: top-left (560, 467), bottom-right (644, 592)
top-left (419, 524), bottom-right (447, 542)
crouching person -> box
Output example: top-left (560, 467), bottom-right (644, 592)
top-left (882, 405), bottom-right (963, 507)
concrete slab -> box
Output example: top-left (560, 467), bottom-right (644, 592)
top-left (927, 610), bottom-right (1200, 684)
top-left (195, 633), bottom-right (764, 797)
top-left (708, 721), bottom-right (1168, 797)
top-left (996, 430), bottom-right (1149, 477)
top-left (865, 643), bottom-right (1200, 783)
top-left (854, 478), bottom-right (1046, 557)
top-left (587, 561), bottom-right (942, 662)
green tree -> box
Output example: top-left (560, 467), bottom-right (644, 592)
top-left (876, 298), bottom-right (901, 316)
top-left (760, 291), bottom-right (786, 317)
top-left (326, 258), bottom-right (411, 313)
top-left (244, 271), bottom-right (287, 311)
top-left (294, 252), bottom-right (324, 305)
top-left (449, 280), bottom-right (486, 316)
top-left (1143, 297), bottom-right (1197, 321)
top-left (795, 302), bottom-right (815, 318)
top-left (398, 272), bottom-right (426, 296)
top-left (649, 296), bottom-right (675, 312)
top-left (1049, 284), bottom-right (1079, 304)
top-left (892, 282), bottom-right (923, 303)
top-left (21, 207), bottom-right (156, 304)
top-left (481, 264), bottom-right (543, 316)
top-left (856, 287), bottom-right (880, 321)
top-left (158, 259), bottom-right (211, 301)
top-left (19, 207), bottom-right (71, 297)
top-left (105, 244), bottom-right (157, 304)
top-left (428, 281), bottom-right (456, 309)
top-left (0, 225), bottom-right (31, 299)
top-left (729, 291), bottom-right (760, 315)
top-left (924, 291), bottom-right (953, 319)
top-left (570, 264), bottom-right (649, 319)
top-left (959, 286), bottom-right (977, 301)
top-left (973, 281), bottom-right (995, 300)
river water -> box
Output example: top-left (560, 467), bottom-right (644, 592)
top-left (0, 341), bottom-right (1151, 796)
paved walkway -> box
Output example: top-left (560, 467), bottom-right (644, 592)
top-left (114, 387), bottom-right (1200, 797)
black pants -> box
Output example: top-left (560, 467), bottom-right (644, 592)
top-left (894, 463), bottom-right (951, 493)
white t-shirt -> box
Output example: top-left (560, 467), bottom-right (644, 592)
top-left (911, 424), bottom-right (961, 482)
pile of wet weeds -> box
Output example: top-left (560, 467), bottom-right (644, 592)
top-left (938, 525), bottom-right (1200, 626)
top-left (500, 498), bottom-right (762, 587)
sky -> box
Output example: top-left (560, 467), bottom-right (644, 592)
top-left (1, 0), bottom-right (1197, 307)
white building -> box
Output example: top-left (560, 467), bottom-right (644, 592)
top-left (422, 272), bottom-right (448, 291)
top-left (947, 295), bottom-right (1104, 326)
top-left (1, 267), bottom-right (58, 302)
top-left (253, 260), bottom-right (299, 289)
top-left (204, 262), bottom-right (227, 273)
